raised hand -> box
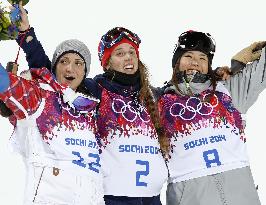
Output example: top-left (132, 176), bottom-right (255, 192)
top-left (232, 41), bottom-right (266, 64)
top-left (214, 66), bottom-right (232, 81)
top-left (9, 1), bottom-right (30, 31)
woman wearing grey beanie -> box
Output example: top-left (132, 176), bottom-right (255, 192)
top-left (0, 3), bottom-right (105, 205)
top-left (0, 39), bottom-right (105, 204)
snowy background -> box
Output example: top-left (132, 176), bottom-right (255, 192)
top-left (0, 0), bottom-right (266, 204)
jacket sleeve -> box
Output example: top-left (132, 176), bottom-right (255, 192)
top-left (224, 47), bottom-right (266, 114)
top-left (16, 27), bottom-right (51, 70)
top-left (0, 66), bottom-right (42, 119)
top-left (83, 78), bottom-right (102, 99)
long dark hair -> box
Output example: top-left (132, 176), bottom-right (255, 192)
top-left (138, 60), bottom-right (169, 156)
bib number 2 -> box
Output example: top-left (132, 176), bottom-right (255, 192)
top-left (136, 160), bottom-right (149, 187)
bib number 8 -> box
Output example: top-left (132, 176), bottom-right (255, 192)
top-left (203, 149), bottom-right (221, 168)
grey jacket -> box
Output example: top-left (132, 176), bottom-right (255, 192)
top-left (225, 48), bottom-right (266, 114)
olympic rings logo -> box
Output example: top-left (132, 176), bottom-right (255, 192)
top-left (170, 94), bottom-right (218, 121)
top-left (112, 98), bottom-right (150, 123)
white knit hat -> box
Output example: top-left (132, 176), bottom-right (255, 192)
top-left (51, 39), bottom-right (91, 76)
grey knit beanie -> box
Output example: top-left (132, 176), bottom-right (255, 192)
top-left (51, 39), bottom-right (91, 76)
